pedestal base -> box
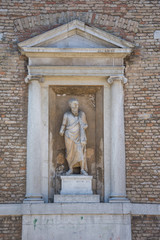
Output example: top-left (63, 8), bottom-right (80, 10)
top-left (60, 175), bottom-right (93, 195)
top-left (23, 196), bottom-right (44, 204)
top-left (54, 194), bottom-right (100, 203)
top-left (109, 197), bottom-right (130, 203)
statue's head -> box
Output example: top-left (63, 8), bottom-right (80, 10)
top-left (69, 98), bottom-right (79, 116)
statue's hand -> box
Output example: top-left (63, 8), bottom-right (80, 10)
top-left (59, 130), bottom-right (64, 136)
top-left (81, 142), bottom-right (86, 148)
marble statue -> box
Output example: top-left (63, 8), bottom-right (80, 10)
top-left (59, 98), bottom-right (88, 176)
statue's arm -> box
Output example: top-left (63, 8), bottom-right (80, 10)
top-left (59, 113), bottom-right (67, 136)
top-left (79, 111), bottom-right (88, 145)
top-left (81, 111), bottom-right (88, 130)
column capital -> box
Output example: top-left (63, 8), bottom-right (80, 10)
top-left (25, 75), bottom-right (44, 83)
top-left (107, 76), bottom-right (127, 85)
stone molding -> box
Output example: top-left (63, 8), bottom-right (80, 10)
top-left (18, 19), bottom-right (134, 60)
top-left (18, 19), bottom-right (134, 49)
top-left (108, 76), bottom-right (128, 84)
top-left (18, 21), bottom-right (134, 203)
top-left (27, 66), bottom-right (125, 77)
top-left (0, 203), bottom-right (159, 216)
top-left (14, 12), bottom-right (139, 34)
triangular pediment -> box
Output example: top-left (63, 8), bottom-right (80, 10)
top-left (36, 34), bottom-right (116, 48)
top-left (18, 20), bottom-right (134, 50)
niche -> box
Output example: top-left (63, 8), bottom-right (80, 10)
top-left (49, 86), bottom-right (104, 202)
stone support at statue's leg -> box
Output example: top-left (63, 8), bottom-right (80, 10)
top-left (24, 79), bottom-right (44, 203)
top-left (108, 76), bottom-right (129, 202)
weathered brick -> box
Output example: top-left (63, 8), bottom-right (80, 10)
top-left (0, 216), bottom-right (22, 240)
top-left (0, 1), bottom-right (160, 238)
top-left (132, 215), bottom-right (160, 240)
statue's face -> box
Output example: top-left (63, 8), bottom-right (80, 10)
top-left (70, 101), bottom-right (79, 116)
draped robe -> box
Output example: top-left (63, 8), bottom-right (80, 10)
top-left (60, 111), bottom-right (88, 171)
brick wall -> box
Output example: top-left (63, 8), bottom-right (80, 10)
top-left (0, 1), bottom-right (159, 205)
top-left (0, 2), bottom-right (160, 239)
top-left (132, 215), bottom-right (160, 240)
top-left (0, 216), bottom-right (22, 240)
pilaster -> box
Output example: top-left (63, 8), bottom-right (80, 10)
top-left (108, 76), bottom-right (129, 203)
top-left (23, 76), bottom-right (44, 203)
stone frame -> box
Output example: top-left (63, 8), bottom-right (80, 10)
top-left (49, 85), bottom-right (104, 202)
top-left (18, 20), bottom-right (134, 203)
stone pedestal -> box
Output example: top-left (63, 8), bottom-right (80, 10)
top-left (54, 175), bottom-right (100, 203)
top-left (60, 175), bottom-right (93, 195)
top-left (54, 195), bottom-right (100, 203)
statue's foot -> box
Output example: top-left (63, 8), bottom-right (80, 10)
top-left (81, 169), bottom-right (88, 176)
top-left (66, 169), bottom-right (73, 176)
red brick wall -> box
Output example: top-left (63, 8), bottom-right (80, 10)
top-left (0, 1), bottom-right (159, 204)
top-left (132, 215), bottom-right (160, 240)
top-left (0, 216), bottom-right (22, 240)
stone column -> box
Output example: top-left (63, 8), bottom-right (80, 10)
top-left (24, 77), bottom-right (44, 203)
top-left (108, 76), bottom-right (129, 202)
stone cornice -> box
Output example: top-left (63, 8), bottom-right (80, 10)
top-left (20, 47), bottom-right (132, 58)
top-left (0, 203), bottom-right (159, 216)
top-left (18, 20), bottom-right (134, 60)
top-left (18, 20), bottom-right (134, 49)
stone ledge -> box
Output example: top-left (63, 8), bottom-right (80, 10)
top-left (28, 65), bottom-right (125, 76)
top-left (0, 203), bottom-right (159, 216)
top-left (54, 195), bottom-right (100, 203)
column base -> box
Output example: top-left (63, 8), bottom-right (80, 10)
top-left (23, 195), bottom-right (44, 204)
top-left (109, 197), bottom-right (130, 203)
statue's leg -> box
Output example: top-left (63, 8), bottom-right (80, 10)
top-left (80, 145), bottom-right (88, 175)
top-left (65, 136), bottom-right (74, 175)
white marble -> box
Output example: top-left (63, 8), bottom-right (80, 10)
top-left (47, 34), bottom-right (108, 48)
top-left (104, 84), bottom-right (111, 202)
top-left (60, 175), bottom-right (93, 195)
top-left (54, 195), bottom-right (100, 203)
top-left (22, 214), bottom-right (131, 240)
top-left (18, 20), bottom-right (134, 204)
top-left (18, 19), bottom-right (134, 49)
top-left (108, 76), bottom-right (128, 202)
top-left (24, 80), bottom-right (44, 203)
top-left (0, 203), bottom-right (160, 216)
top-left (28, 65), bottom-right (124, 77)
top-left (29, 57), bottom-right (121, 66)
top-left (41, 86), bottom-right (49, 203)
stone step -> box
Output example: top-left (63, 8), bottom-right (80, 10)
top-left (54, 194), bottom-right (100, 203)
